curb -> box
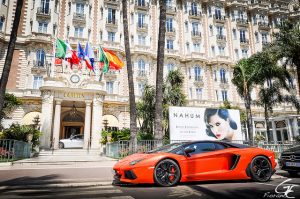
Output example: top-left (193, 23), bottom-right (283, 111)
top-left (0, 181), bottom-right (113, 190)
top-left (0, 162), bottom-right (12, 167)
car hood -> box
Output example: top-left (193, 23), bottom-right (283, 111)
top-left (114, 152), bottom-right (164, 168)
top-left (283, 145), bottom-right (300, 154)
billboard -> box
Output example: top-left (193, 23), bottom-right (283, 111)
top-left (169, 106), bottom-right (243, 141)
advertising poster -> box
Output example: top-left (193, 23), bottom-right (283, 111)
top-left (169, 106), bottom-right (243, 142)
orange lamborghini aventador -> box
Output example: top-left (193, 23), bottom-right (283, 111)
top-left (113, 141), bottom-right (277, 187)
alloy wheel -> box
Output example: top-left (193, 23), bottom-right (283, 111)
top-left (154, 159), bottom-right (181, 187)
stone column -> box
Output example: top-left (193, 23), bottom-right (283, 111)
top-left (91, 94), bottom-right (104, 149)
top-left (84, 101), bottom-right (92, 149)
top-left (40, 90), bottom-right (54, 149)
top-left (53, 99), bottom-right (62, 149)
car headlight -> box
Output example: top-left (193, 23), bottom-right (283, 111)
top-left (130, 158), bottom-right (145, 166)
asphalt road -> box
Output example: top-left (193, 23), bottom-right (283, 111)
top-left (0, 165), bottom-right (299, 199)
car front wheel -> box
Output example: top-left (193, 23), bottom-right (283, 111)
top-left (250, 156), bottom-right (272, 182)
top-left (154, 159), bottom-right (181, 187)
top-left (59, 142), bottom-right (64, 149)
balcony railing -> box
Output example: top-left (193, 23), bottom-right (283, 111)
top-left (36, 7), bottom-right (51, 17)
top-left (134, 0), bottom-right (149, 10)
top-left (213, 15), bottom-right (226, 23)
top-left (106, 18), bottom-right (118, 25)
top-left (137, 23), bottom-right (148, 31)
top-left (240, 39), bottom-right (249, 45)
top-left (216, 34), bottom-right (226, 42)
top-left (137, 70), bottom-right (147, 77)
top-left (258, 22), bottom-right (270, 30)
top-left (33, 60), bottom-right (46, 67)
top-left (73, 13), bottom-right (86, 25)
top-left (189, 10), bottom-right (202, 17)
top-left (236, 18), bottom-right (249, 26)
top-left (191, 31), bottom-right (201, 38)
top-left (166, 6), bottom-right (176, 14)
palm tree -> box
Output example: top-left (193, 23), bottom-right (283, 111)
top-left (0, 0), bottom-right (23, 120)
top-left (232, 50), bottom-right (290, 145)
top-left (255, 81), bottom-right (300, 138)
top-left (270, 20), bottom-right (300, 94)
top-left (122, 0), bottom-right (138, 146)
top-left (154, 0), bottom-right (167, 140)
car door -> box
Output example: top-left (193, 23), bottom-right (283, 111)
top-left (182, 142), bottom-right (229, 181)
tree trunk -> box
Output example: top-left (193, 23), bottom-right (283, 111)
top-left (154, 0), bottom-right (167, 141)
top-left (296, 61), bottom-right (300, 96)
top-left (264, 104), bottom-right (270, 141)
top-left (0, 0), bottom-right (23, 121)
top-left (244, 93), bottom-right (254, 146)
top-left (122, 0), bottom-right (137, 150)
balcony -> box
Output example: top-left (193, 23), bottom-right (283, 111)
top-left (136, 23), bottom-right (148, 32)
top-left (216, 34), bottom-right (226, 43)
top-left (134, 0), bottom-right (149, 11)
top-left (31, 61), bottom-right (49, 74)
top-left (68, 37), bottom-right (87, 46)
top-left (188, 10), bottom-right (202, 19)
top-left (29, 32), bottom-right (52, 43)
top-left (290, 11), bottom-right (300, 18)
top-left (136, 70), bottom-right (147, 81)
top-left (213, 15), bottom-right (226, 24)
top-left (219, 79), bottom-right (229, 89)
top-left (194, 76), bottom-right (204, 87)
top-left (104, 0), bottom-right (119, 5)
top-left (106, 18), bottom-right (118, 29)
top-left (240, 39), bottom-right (250, 46)
top-left (166, 6), bottom-right (176, 15)
top-left (104, 71), bottom-right (117, 80)
top-left (166, 28), bottom-right (175, 37)
top-left (36, 7), bottom-right (51, 19)
top-left (249, 0), bottom-right (269, 11)
top-left (226, 0), bottom-right (248, 7)
top-left (258, 22), bottom-right (270, 30)
top-left (165, 49), bottom-right (179, 57)
top-left (73, 13), bottom-right (86, 25)
top-left (191, 31), bottom-right (201, 40)
top-left (236, 18), bottom-right (249, 27)
top-left (269, 6), bottom-right (289, 14)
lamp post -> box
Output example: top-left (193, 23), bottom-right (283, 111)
top-left (103, 119), bottom-right (109, 130)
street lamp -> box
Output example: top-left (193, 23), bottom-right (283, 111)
top-left (103, 119), bottom-right (109, 130)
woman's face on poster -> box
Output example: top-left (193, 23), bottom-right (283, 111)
top-left (208, 114), bottom-right (233, 140)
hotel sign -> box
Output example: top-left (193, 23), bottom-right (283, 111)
top-left (63, 92), bottom-right (85, 99)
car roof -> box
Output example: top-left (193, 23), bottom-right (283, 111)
top-left (179, 140), bottom-right (250, 148)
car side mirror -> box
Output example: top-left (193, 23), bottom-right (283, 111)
top-left (184, 148), bottom-right (195, 157)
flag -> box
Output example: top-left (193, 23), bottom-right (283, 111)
top-left (65, 42), bottom-right (80, 69)
top-left (99, 46), bottom-right (109, 73)
top-left (77, 43), bottom-right (93, 71)
top-left (55, 39), bottom-right (67, 58)
top-left (55, 58), bottom-right (62, 65)
top-left (85, 42), bottom-right (95, 71)
top-left (103, 48), bottom-right (124, 70)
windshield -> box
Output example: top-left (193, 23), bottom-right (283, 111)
top-left (147, 143), bottom-right (184, 154)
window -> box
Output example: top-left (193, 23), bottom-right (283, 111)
top-left (76, 3), bottom-right (84, 14)
top-left (38, 22), bottom-right (48, 33)
top-left (138, 13), bottom-right (145, 28)
top-left (220, 68), bottom-right (226, 83)
top-left (193, 43), bottom-right (200, 52)
top-left (166, 18), bottom-right (173, 32)
top-left (238, 10), bottom-right (244, 20)
top-left (218, 46), bottom-right (225, 56)
top-left (195, 88), bottom-right (202, 100)
top-left (137, 0), bottom-right (145, 6)
top-left (184, 142), bottom-right (216, 155)
top-left (138, 83), bottom-right (145, 96)
top-left (167, 63), bottom-right (174, 73)
top-left (209, 25), bottom-right (213, 36)
top-left (108, 31), bottom-right (115, 42)
top-left (214, 70), bottom-right (217, 81)
top-left (253, 15), bottom-right (257, 24)
top-left (40, 0), bottom-right (50, 13)
top-left (106, 82), bottom-right (114, 94)
top-left (232, 29), bottom-right (237, 40)
top-left (261, 33), bottom-right (268, 44)
top-left (191, 2), bottom-right (197, 15)
top-left (235, 49), bottom-right (239, 60)
top-left (215, 90), bottom-right (219, 101)
top-left (221, 90), bottom-right (228, 101)
top-left (36, 50), bottom-right (45, 67)
top-left (266, 78), bottom-right (272, 87)
top-left (240, 29), bottom-right (246, 42)
top-left (33, 76), bottom-right (43, 89)
top-left (208, 6), bottom-right (212, 17)
top-left (194, 66), bottom-right (201, 81)
top-left (186, 42), bottom-right (190, 53)
top-left (185, 21), bottom-right (188, 32)
top-left (255, 32), bottom-right (259, 43)
top-left (2, 0), bottom-right (6, 5)
top-left (211, 46), bottom-right (215, 57)
top-left (166, 0), bottom-right (172, 8)
top-left (138, 35), bottom-right (146, 46)
top-left (189, 88), bottom-right (193, 99)
top-left (242, 49), bottom-right (248, 58)
top-left (216, 26), bottom-right (223, 36)
top-left (108, 8), bottom-right (116, 23)
top-left (166, 39), bottom-right (174, 49)
top-left (215, 8), bottom-right (222, 19)
top-left (74, 27), bottom-right (83, 38)
top-left (0, 16), bottom-right (5, 31)
top-left (138, 59), bottom-right (146, 76)
top-left (192, 22), bottom-right (199, 35)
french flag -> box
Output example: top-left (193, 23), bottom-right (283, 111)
top-left (85, 42), bottom-right (95, 71)
top-left (77, 43), bottom-right (93, 71)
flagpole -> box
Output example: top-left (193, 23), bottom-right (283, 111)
top-left (51, 37), bottom-right (56, 78)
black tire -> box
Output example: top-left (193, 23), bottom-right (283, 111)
top-left (59, 142), bottom-right (64, 149)
top-left (154, 159), bottom-right (181, 187)
top-left (249, 156), bottom-right (272, 182)
top-left (288, 171), bottom-right (298, 177)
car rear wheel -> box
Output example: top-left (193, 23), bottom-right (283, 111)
top-left (288, 171), bottom-right (298, 177)
top-left (59, 142), bottom-right (64, 149)
top-left (154, 159), bottom-right (181, 187)
top-left (250, 156), bottom-right (272, 182)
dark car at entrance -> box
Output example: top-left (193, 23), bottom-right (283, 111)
top-left (278, 145), bottom-right (300, 176)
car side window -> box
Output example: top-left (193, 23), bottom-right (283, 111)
top-left (184, 142), bottom-right (216, 155)
top-left (214, 143), bottom-right (226, 150)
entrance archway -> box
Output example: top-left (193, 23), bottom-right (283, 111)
top-left (61, 110), bottom-right (85, 139)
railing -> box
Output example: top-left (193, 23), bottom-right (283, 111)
top-left (36, 7), bottom-right (51, 16)
top-left (0, 139), bottom-right (31, 162)
top-left (189, 10), bottom-right (201, 17)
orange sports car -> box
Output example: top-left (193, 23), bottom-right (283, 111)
top-left (113, 141), bottom-right (277, 187)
